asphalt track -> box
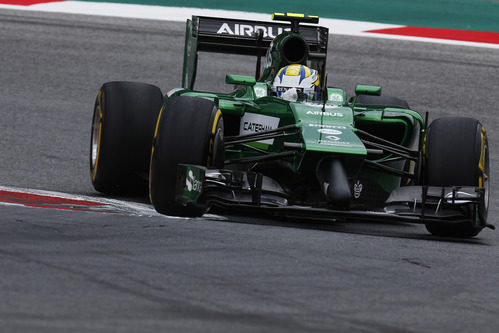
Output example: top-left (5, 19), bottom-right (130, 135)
top-left (1, 9), bottom-right (499, 332)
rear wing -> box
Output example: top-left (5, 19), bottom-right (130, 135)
top-left (182, 15), bottom-right (329, 90)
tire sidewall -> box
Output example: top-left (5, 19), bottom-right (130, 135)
top-left (424, 117), bottom-right (488, 237)
top-left (90, 81), bottom-right (163, 194)
top-left (149, 96), bottom-right (222, 216)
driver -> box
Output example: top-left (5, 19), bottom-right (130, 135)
top-left (271, 64), bottom-right (319, 101)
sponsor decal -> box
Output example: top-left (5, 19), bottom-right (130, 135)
top-left (318, 128), bottom-right (342, 135)
top-left (318, 140), bottom-right (353, 147)
top-left (302, 101), bottom-right (340, 109)
top-left (181, 167), bottom-right (204, 203)
top-left (240, 113), bottom-right (280, 145)
top-left (254, 87), bottom-right (267, 98)
top-left (329, 93), bottom-right (344, 102)
top-left (217, 23), bottom-right (290, 38)
top-left (353, 181), bottom-right (363, 199)
top-left (244, 122), bottom-right (272, 132)
top-left (186, 169), bottom-right (202, 192)
top-left (306, 110), bottom-right (344, 117)
top-left (315, 127), bottom-right (359, 147)
top-left (308, 124), bottom-right (347, 129)
top-left (317, 134), bottom-right (340, 143)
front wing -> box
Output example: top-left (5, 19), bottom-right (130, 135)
top-left (176, 164), bottom-right (493, 228)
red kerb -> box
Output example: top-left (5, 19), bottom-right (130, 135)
top-left (0, 190), bottom-right (115, 213)
top-left (366, 26), bottom-right (499, 44)
top-left (0, 1), bottom-right (65, 6)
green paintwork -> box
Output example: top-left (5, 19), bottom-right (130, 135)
top-left (170, 14), bottom-right (426, 196)
top-left (290, 103), bottom-right (366, 155)
top-left (355, 85), bottom-right (382, 96)
top-left (225, 74), bottom-right (256, 86)
top-left (182, 19), bottom-right (196, 90)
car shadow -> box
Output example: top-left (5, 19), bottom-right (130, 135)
top-left (87, 192), bottom-right (494, 245)
top-left (205, 212), bottom-right (492, 245)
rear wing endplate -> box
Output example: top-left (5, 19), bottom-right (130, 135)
top-left (182, 15), bottom-right (329, 90)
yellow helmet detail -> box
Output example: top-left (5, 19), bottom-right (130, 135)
top-left (272, 64), bottom-right (319, 100)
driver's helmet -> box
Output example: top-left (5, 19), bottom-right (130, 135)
top-left (272, 64), bottom-right (319, 101)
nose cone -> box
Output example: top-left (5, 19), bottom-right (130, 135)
top-left (319, 158), bottom-right (352, 207)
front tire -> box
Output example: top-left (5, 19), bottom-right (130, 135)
top-left (424, 117), bottom-right (489, 238)
top-left (90, 81), bottom-right (163, 195)
top-left (149, 96), bottom-right (224, 217)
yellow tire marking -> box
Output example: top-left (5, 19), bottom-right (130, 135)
top-left (208, 109), bottom-right (222, 166)
top-left (153, 104), bottom-right (165, 139)
top-left (211, 109), bottom-right (222, 135)
top-left (149, 103), bottom-right (165, 201)
top-left (478, 127), bottom-right (486, 187)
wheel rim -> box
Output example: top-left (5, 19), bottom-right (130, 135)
top-left (90, 92), bottom-right (103, 177)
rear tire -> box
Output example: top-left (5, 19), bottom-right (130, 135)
top-left (424, 117), bottom-right (489, 238)
top-left (149, 96), bottom-right (224, 217)
top-left (90, 81), bottom-right (163, 195)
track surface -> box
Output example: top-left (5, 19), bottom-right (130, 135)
top-left (1, 9), bottom-right (498, 332)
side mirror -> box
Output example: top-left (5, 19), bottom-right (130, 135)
top-left (225, 74), bottom-right (256, 86)
top-left (355, 84), bottom-right (382, 96)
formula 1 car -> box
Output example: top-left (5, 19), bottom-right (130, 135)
top-left (90, 13), bottom-right (492, 238)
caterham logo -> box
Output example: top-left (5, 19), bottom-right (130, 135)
top-left (217, 23), bottom-right (290, 38)
top-left (240, 113), bottom-right (280, 145)
top-left (243, 122), bottom-right (273, 132)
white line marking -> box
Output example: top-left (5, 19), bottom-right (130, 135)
top-left (1, 1), bottom-right (498, 49)
top-left (0, 185), bottom-right (166, 217)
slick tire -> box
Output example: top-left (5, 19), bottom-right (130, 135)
top-left (149, 96), bottom-right (224, 217)
top-left (354, 95), bottom-right (410, 109)
top-left (90, 81), bottom-right (163, 195)
top-left (424, 117), bottom-right (489, 238)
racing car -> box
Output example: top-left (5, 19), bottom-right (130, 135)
top-left (90, 13), bottom-right (492, 238)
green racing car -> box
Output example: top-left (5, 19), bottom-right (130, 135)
top-left (90, 13), bottom-right (492, 238)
